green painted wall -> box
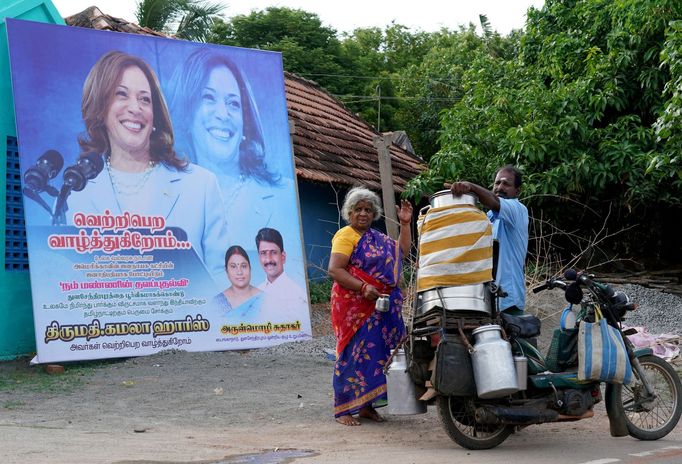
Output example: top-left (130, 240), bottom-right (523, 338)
top-left (0, 0), bottom-right (64, 360)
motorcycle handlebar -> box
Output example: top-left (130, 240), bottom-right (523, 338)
top-left (565, 269), bottom-right (616, 297)
top-left (532, 283), bottom-right (549, 293)
top-left (531, 279), bottom-right (568, 293)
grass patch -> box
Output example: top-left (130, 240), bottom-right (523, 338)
top-left (309, 278), bottom-right (333, 304)
top-left (0, 358), bottom-right (122, 395)
top-left (2, 400), bottom-right (25, 409)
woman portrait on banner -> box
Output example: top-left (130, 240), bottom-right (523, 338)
top-left (168, 48), bottom-right (296, 250)
top-left (66, 50), bottom-right (228, 288)
top-left (213, 245), bottom-right (264, 322)
top-left (327, 186), bottom-right (413, 426)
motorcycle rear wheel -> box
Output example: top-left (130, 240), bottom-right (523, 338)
top-left (614, 354), bottom-right (682, 440)
top-left (437, 396), bottom-right (513, 450)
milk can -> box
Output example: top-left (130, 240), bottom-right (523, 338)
top-left (470, 325), bottom-right (519, 399)
top-left (386, 349), bottom-right (427, 415)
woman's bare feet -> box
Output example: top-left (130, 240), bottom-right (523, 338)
top-left (336, 414), bottom-right (361, 426)
top-left (358, 406), bottom-right (385, 422)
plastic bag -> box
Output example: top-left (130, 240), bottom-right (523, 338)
top-left (577, 307), bottom-right (632, 384)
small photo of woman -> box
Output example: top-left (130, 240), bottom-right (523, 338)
top-left (214, 245), bottom-right (264, 322)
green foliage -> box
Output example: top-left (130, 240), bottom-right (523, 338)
top-left (136, 0), bottom-right (178, 32)
top-left (652, 19), bottom-right (682, 187)
top-left (210, 10), bottom-right (475, 155)
top-left (336, 23), bottom-right (434, 133)
top-left (209, 8), bottom-right (347, 94)
top-left (406, 0), bottom-right (682, 263)
top-left (135, 0), bottom-right (224, 42)
top-left (394, 26), bottom-right (522, 161)
top-left (308, 278), bottom-right (333, 304)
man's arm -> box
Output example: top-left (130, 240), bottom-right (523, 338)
top-left (450, 181), bottom-right (500, 212)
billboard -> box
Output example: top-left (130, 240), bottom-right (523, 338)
top-left (6, 19), bottom-right (311, 363)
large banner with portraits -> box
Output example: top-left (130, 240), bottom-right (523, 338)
top-left (7, 19), bottom-right (311, 363)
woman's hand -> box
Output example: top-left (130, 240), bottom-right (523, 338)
top-left (396, 199), bottom-right (413, 256)
top-left (362, 283), bottom-right (381, 301)
top-left (396, 199), bottom-right (413, 225)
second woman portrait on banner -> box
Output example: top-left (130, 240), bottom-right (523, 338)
top-left (168, 48), bottom-right (297, 253)
top-left (214, 245), bottom-right (264, 322)
top-left (66, 51), bottom-right (229, 288)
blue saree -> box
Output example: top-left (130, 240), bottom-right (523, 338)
top-left (331, 228), bottom-right (406, 418)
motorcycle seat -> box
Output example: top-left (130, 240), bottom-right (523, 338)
top-left (501, 312), bottom-right (541, 339)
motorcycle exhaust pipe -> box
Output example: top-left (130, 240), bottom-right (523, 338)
top-left (475, 405), bottom-right (559, 425)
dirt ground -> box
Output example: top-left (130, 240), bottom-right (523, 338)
top-left (0, 291), bottom-right (675, 464)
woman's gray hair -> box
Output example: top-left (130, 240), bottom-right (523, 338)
top-left (341, 186), bottom-right (383, 223)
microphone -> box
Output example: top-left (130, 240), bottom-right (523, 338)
top-left (52, 153), bottom-right (105, 225)
top-left (23, 149), bottom-right (63, 196)
top-left (62, 152), bottom-right (104, 192)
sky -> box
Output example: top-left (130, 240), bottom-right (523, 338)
top-left (51, 0), bottom-right (545, 35)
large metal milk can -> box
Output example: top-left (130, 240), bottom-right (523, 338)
top-left (470, 325), bottom-right (518, 399)
top-left (386, 349), bottom-right (427, 415)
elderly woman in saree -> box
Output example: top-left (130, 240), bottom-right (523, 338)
top-left (327, 186), bottom-right (413, 426)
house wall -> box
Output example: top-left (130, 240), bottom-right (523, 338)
top-left (0, 0), bottom-right (64, 360)
top-left (298, 180), bottom-right (387, 281)
top-left (297, 181), bottom-right (341, 281)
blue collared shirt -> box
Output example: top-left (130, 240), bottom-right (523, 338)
top-left (487, 198), bottom-right (528, 312)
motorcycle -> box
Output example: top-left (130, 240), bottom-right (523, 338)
top-left (399, 269), bottom-right (682, 450)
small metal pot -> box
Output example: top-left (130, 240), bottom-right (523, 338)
top-left (375, 296), bottom-right (389, 312)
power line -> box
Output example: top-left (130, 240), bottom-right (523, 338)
top-left (334, 94), bottom-right (459, 102)
top-left (297, 72), bottom-right (459, 87)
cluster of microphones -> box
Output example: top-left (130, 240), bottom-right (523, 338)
top-left (22, 150), bottom-right (104, 225)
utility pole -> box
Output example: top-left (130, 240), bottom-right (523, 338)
top-left (376, 85), bottom-right (381, 132)
top-left (373, 133), bottom-right (398, 239)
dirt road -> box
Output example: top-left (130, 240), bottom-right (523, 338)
top-left (1, 295), bottom-right (680, 463)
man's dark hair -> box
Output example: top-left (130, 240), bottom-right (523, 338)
top-left (255, 227), bottom-right (284, 251)
top-left (496, 165), bottom-right (523, 188)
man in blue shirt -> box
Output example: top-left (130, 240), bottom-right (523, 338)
top-left (450, 165), bottom-right (528, 314)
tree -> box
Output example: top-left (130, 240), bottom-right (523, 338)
top-left (338, 23), bottom-right (441, 138)
top-left (210, 11), bottom-right (457, 138)
top-left (135, 0), bottom-right (224, 42)
top-left (393, 24), bottom-right (520, 160)
top-left (406, 0), bottom-right (682, 266)
top-left (651, 19), bottom-right (682, 192)
top-left (209, 7), bottom-right (347, 94)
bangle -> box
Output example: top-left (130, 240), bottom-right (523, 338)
top-left (360, 282), bottom-right (367, 294)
